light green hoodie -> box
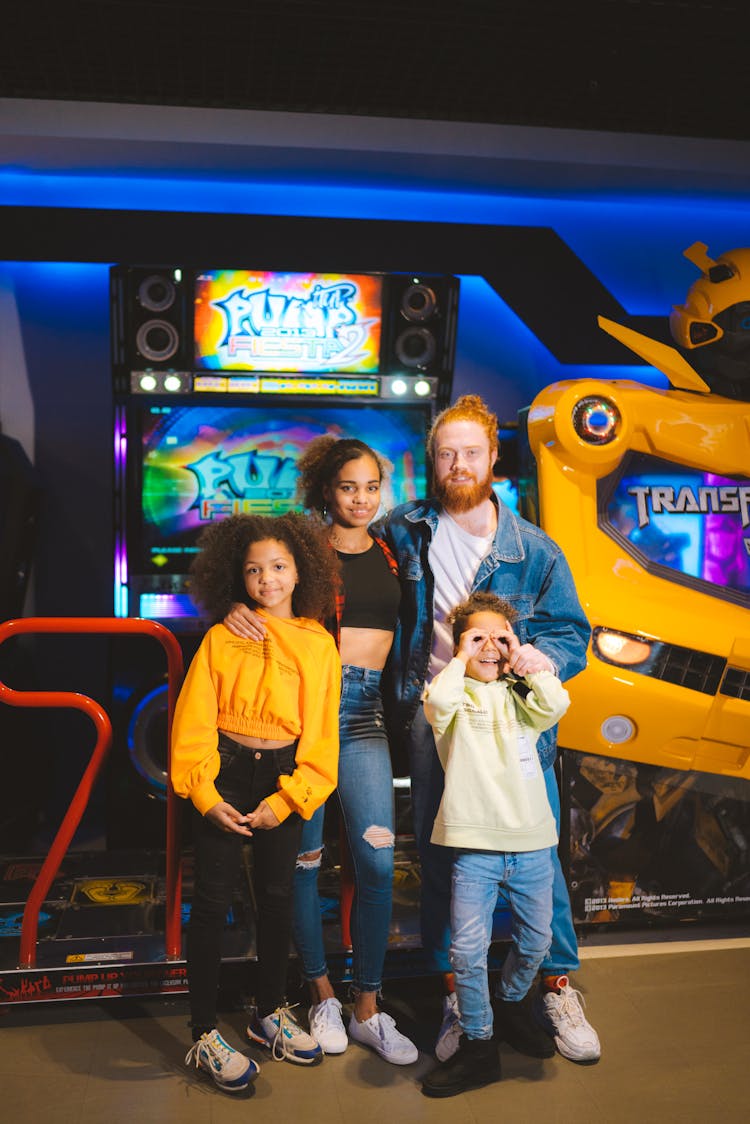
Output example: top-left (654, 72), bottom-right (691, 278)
top-left (423, 660), bottom-right (570, 852)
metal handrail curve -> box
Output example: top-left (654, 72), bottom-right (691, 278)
top-left (0, 617), bottom-right (184, 968)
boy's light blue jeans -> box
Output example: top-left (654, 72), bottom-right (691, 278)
top-left (292, 665), bottom-right (395, 993)
top-left (408, 703), bottom-right (579, 976)
top-left (450, 847), bottom-right (554, 1041)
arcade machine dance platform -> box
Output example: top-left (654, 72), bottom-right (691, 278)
top-left (0, 266), bottom-right (459, 1005)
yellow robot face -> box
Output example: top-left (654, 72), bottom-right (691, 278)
top-left (670, 246), bottom-right (750, 351)
top-left (525, 375), bottom-right (750, 782)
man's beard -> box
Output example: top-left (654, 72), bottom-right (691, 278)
top-left (433, 469), bottom-right (494, 513)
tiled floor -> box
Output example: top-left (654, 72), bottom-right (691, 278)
top-left (2, 937), bottom-right (748, 1124)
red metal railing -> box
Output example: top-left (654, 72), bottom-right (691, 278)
top-left (0, 618), bottom-right (184, 968)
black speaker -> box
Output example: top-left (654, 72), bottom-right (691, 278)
top-left (381, 274), bottom-right (460, 405)
top-left (110, 266), bottom-right (190, 393)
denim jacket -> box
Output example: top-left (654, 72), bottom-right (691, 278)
top-left (374, 497), bottom-right (590, 771)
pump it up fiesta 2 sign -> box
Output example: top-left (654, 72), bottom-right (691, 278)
top-left (193, 270), bottom-right (383, 374)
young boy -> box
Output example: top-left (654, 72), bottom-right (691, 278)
top-left (420, 590), bottom-right (571, 1098)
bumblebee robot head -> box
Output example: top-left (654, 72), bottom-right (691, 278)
top-left (669, 242), bottom-right (750, 401)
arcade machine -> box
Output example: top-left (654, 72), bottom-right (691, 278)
top-left (520, 242), bottom-right (750, 932)
top-left (0, 266), bottom-right (459, 1006)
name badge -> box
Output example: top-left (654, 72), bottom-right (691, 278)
top-left (517, 731), bottom-right (537, 779)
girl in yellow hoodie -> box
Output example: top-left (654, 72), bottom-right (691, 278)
top-left (175, 512), bottom-right (340, 1091)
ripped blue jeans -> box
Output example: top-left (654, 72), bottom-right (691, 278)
top-left (292, 665), bottom-right (395, 994)
top-left (450, 847), bottom-right (553, 1041)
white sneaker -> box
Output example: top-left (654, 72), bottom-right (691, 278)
top-left (348, 1010), bottom-right (419, 1065)
top-left (246, 1004), bottom-right (323, 1065)
top-left (534, 977), bottom-right (601, 1063)
top-left (184, 1029), bottom-right (259, 1093)
top-left (435, 992), bottom-right (462, 1062)
top-left (309, 997), bottom-right (348, 1055)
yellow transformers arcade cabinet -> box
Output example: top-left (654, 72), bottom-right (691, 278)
top-left (522, 243), bottom-right (750, 928)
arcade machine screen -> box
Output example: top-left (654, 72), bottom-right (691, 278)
top-left (125, 400), bottom-right (429, 625)
top-left (600, 451), bottom-right (750, 606)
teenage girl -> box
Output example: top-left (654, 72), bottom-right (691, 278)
top-left (225, 437), bottom-right (418, 1065)
top-left (173, 512), bottom-right (341, 1092)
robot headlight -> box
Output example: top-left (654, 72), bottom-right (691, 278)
top-left (572, 396), bottom-right (621, 445)
top-left (593, 628), bottom-right (655, 667)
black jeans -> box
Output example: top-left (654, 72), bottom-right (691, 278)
top-left (187, 734), bottom-right (303, 1028)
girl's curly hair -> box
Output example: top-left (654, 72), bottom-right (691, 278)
top-left (296, 435), bottom-right (392, 514)
top-left (447, 590), bottom-right (517, 646)
top-left (188, 512), bottom-right (339, 624)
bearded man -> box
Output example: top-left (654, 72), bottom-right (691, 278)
top-left (375, 394), bottom-right (601, 1067)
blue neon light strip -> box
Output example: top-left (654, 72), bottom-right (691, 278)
top-left (3, 169), bottom-right (750, 227)
top-left (140, 593), bottom-right (200, 619)
top-left (5, 170), bottom-right (750, 323)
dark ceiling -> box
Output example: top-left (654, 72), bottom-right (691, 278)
top-left (2, 0), bottom-right (749, 141)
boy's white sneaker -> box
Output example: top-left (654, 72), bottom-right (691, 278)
top-left (309, 997), bottom-right (348, 1054)
top-left (534, 977), bottom-right (601, 1063)
top-left (348, 1010), bottom-right (418, 1065)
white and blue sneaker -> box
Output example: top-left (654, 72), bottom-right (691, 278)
top-left (184, 1028), bottom-right (259, 1093)
top-left (246, 1004), bottom-right (323, 1065)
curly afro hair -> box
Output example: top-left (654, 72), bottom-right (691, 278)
top-left (188, 512), bottom-right (339, 624)
top-left (295, 434), bottom-right (392, 514)
top-left (447, 590), bottom-right (517, 646)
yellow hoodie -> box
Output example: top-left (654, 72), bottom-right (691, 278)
top-left (171, 614), bottom-right (341, 823)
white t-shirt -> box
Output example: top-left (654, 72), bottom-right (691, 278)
top-left (428, 511), bottom-right (494, 679)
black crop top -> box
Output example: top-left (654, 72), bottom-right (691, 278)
top-left (338, 542), bottom-right (401, 630)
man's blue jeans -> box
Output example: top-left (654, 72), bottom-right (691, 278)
top-left (408, 703), bottom-right (580, 976)
top-left (451, 847), bottom-right (554, 1040)
top-left (292, 666), bottom-right (395, 993)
